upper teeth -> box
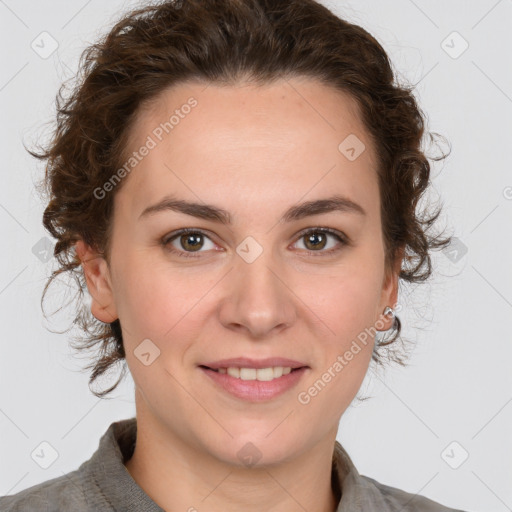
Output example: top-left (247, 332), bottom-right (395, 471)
top-left (217, 367), bottom-right (293, 381)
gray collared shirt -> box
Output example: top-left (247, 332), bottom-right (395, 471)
top-left (0, 417), bottom-right (470, 511)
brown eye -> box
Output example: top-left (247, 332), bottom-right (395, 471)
top-left (178, 232), bottom-right (204, 252)
top-left (303, 231), bottom-right (328, 250)
top-left (293, 228), bottom-right (347, 256)
top-left (163, 229), bottom-right (216, 258)
top-left (162, 227), bottom-right (347, 259)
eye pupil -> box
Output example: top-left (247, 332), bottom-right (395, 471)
top-left (181, 233), bottom-right (203, 251)
top-left (305, 232), bottom-right (327, 250)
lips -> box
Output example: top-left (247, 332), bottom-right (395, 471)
top-left (200, 364), bottom-right (309, 401)
top-left (198, 357), bottom-right (310, 402)
top-left (199, 357), bottom-right (309, 370)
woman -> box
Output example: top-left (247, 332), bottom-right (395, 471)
top-left (0, 0), bottom-right (469, 510)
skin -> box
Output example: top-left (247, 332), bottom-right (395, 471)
top-left (76, 77), bottom-right (403, 512)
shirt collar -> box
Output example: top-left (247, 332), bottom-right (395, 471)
top-left (333, 439), bottom-right (393, 510)
top-left (81, 417), bottom-right (390, 511)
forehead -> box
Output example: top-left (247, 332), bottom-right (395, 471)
top-left (118, 77), bottom-right (380, 222)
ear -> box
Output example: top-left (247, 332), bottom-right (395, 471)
top-left (378, 245), bottom-right (405, 330)
top-left (75, 239), bottom-right (118, 323)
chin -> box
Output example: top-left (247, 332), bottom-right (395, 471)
top-left (208, 434), bottom-right (302, 469)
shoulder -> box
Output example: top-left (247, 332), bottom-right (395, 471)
top-left (333, 440), bottom-right (471, 511)
top-left (361, 474), bottom-right (470, 512)
top-left (0, 468), bottom-right (93, 512)
top-left (0, 417), bottom-right (143, 512)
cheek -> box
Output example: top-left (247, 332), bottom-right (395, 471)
top-left (112, 248), bottom-right (218, 350)
top-left (110, 248), bottom-right (179, 335)
top-left (316, 269), bottom-right (382, 334)
top-left (304, 267), bottom-right (381, 395)
top-left (299, 290), bottom-right (377, 418)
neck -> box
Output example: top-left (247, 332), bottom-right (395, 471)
top-left (124, 411), bottom-right (341, 512)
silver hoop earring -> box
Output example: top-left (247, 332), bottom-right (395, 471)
top-left (383, 306), bottom-right (398, 329)
top-left (383, 306), bottom-right (394, 320)
top-left (375, 306), bottom-right (398, 346)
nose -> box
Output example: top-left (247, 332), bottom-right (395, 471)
top-left (217, 248), bottom-right (297, 339)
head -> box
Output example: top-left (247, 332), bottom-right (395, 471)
top-left (31, 0), bottom-right (451, 465)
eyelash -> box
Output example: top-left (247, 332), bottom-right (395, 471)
top-left (161, 227), bottom-right (348, 259)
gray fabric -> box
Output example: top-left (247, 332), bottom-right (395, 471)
top-left (0, 417), bottom-right (469, 511)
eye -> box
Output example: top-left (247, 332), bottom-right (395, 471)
top-left (162, 228), bottom-right (217, 258)
top-left (292, 227), bottom-right (347, 256)
top-left (161, 227), bottom-right (348, 258)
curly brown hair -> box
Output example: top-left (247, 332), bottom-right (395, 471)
top-left (27, 0), bottom-right (452, 398)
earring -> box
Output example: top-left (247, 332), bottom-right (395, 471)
top-left (375, 306), bottom-right (398, 346)
top-left (383, 306), bottom-right (394, 320)
top-left (382, 306), bottom-right (397, 329)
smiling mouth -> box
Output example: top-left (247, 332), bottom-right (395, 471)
top-left (199, 365), bottom-right (305, 381)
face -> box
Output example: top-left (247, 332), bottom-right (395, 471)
top-left (77, 77), bottom-right (400, 466)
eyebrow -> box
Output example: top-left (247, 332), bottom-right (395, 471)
top-left (138, 194), bottom-right (366, 224)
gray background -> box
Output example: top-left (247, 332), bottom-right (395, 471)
top-left (1, 0), bottom-right (511, 510)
